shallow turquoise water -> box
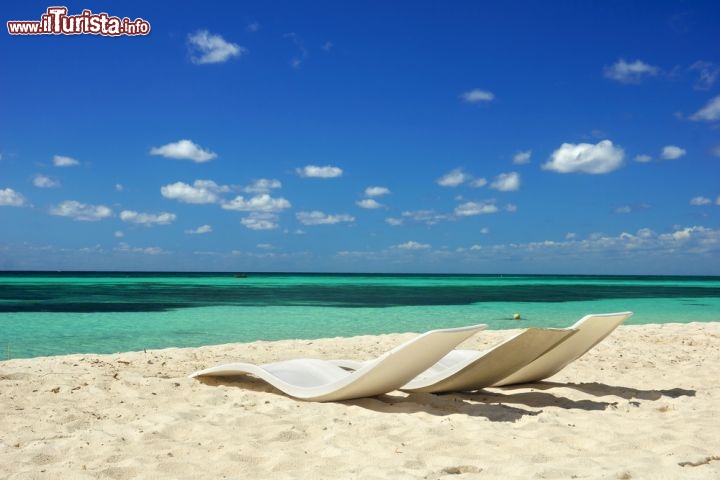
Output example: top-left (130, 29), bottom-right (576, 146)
top-left (1, 272), bottom-right (718, 359)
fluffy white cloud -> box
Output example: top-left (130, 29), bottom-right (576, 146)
top-left (296, 211), bottom-right (354, 225)
top-left (241, 213), bottom-right (279, 230)
top-left (661, 145), bottom-right (686, 160)
top-left (461, 89), bottom-right (495, 103)
top-left (187, 30), bottom-right (246, 64)
top-left (120, 210), bottom-right (176, 225)
top-left (690, 95), bottom-right (720, 122)
top-left (385, 217), bottom-right (403, 226)
top-left (365, 186), bottom-right (390, 197)
top-left (49, 200), bottom-right (112, 221)
top-left (185, 224), bottom-right (212, 234)
top-left (634, 154), bottom-right (652, 163)
top-left (603, 58), bottom-right (660, 83)
top-left (33, 174), bottom-right (59, 188)
top-left (470, 178), bottom-right (488, 188)
top-left (53, 155), bottom-right (79, 167)
top-left (0, 188), bottom-right (28, 207)
top-left (490, 172), bottom-right (520, 191)
top-left (455, 201), bottom-right (499, 216)
top-left (437, 168), bottom-right (468, 187)
top-left (395, 241), bottom-right (431, 250)
top-left (244, 179), bottom-right (282, 193)
top-left (160, 180), bottom-right (226, 204)
top-left (356, 198), bottom-right (383, 209)
top-left (513, 150), bottom-right (532, 164)
top-left (150, 139), bottom-right (217, 163)
top-left (296, 165), bottom-right (343, 178)
top-left (543, 140), bottom-right (624, 174)
top-left (222, 194), bottom-right (291, 212)
top-left (690, 196), bottom-right (712, 206)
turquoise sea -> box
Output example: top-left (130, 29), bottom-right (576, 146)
top-left (1, 272), bottom-right (719, 360)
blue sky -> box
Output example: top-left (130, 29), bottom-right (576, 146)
top-left (1, 1), bottom-right (719, 274)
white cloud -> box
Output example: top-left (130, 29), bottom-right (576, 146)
top-left (365, 186), bottom-right (390, 197)
top-left (222, 194), bottom-right (291, 212)
top-left (690, 95), bottom-right (720, 122)
top-left (661, 145), bottom-right (686, 160)
top-left (187, 30), bottom-right (245, 64)
top-left (244, 178), bottom-right (282, 193)
top-left (115, 184), bottom-right (124, 192)
top-left (53, 155), bottom-right (80, 167)
top-left (356, 198), bottom-right (383, 209)
top-left (690, 61), bottom-right (720, 90)
top-left (49, 200), bottom-right (112, 221)
top-left (437, 168), bottom-right (468, 187)
top-left (490, 172), bottom-right (520, 192)
top-left (296, 165), bottom-right (343, 178)
top-left (603, 58), bottom-right (660, 83)
top-left (185, 224), bottom-right (212, 234)
top-left (505, 204), bottom-right (518, 213)
top-left (385, 217), bottom-right (403, 226)
top-left (461, 89), bottom-right (495, 103)
top-left (160, 180), bottom-right (226, 204)
top-left (690, 196), bottom-right (712, 206)
top-left (713, 146), bottom-right (720, 158)
top-left (115, 243), bottom-right (168, 255)
top-left (120, 210), bottom-right (176, 225)
top-left (114, 231), bottom-right (124, 238)
top-left (257, 243), bottom-right (274, 249)
top-left (615, 206), bottom-right (632, 214)
top-left (634, 154), bottom-right (652, 163)
top-left (242, 213), bottom-right (279, 230)
top-left (33, 174), bottom-right (59, 188)
top-left (0, 188), bottom-right (29, 207)
top-left (296, 211), bottom-right (354, 225)
top-left (402, 210), bottom-right (452, 225)
top-left (455, 201), bottom-right (499, 216)
top-left (246, 22), bottom-right (260, 33)
top-left (322, 41), bottom-right (334, 52)
top-left (513, 150), bottom-right (532, 165)
top-left (150, 139), bottom-right (217, 163)
top-left (395, 241), bottom-right (431, 250)
top-left (480, 227), bottom-right (490, 235)
top-left (470, 178), bottom-right (488, 188)
top-left (543, 140), bottom-right (624, 174)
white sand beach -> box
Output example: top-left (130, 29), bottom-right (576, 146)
top-left (2, 322), bottom-right (719, 479)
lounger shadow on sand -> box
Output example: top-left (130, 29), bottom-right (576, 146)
top-left (189, 323), bottom-right (486, 402)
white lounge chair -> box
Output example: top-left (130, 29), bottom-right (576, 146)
top-left (332, 327), bottom-right (576, 393)
top-left (491, 311), bottom-right (633, 386)
top-left (189, 323), bottom-right (486, 402)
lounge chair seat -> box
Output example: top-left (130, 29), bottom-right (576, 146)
top-left (189, 323), bottom-right (486, 402)
top-left (492, 311), bottom-right (633, 386)
top-left (333, 327), bottom-right (576, 393)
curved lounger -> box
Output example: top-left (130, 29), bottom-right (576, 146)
top-left (189, 323), bottom-right (486, 402)
top-left (491, 311), bottom-right (633, 387)
top-left (332, 327), bottom-right (577, 393)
